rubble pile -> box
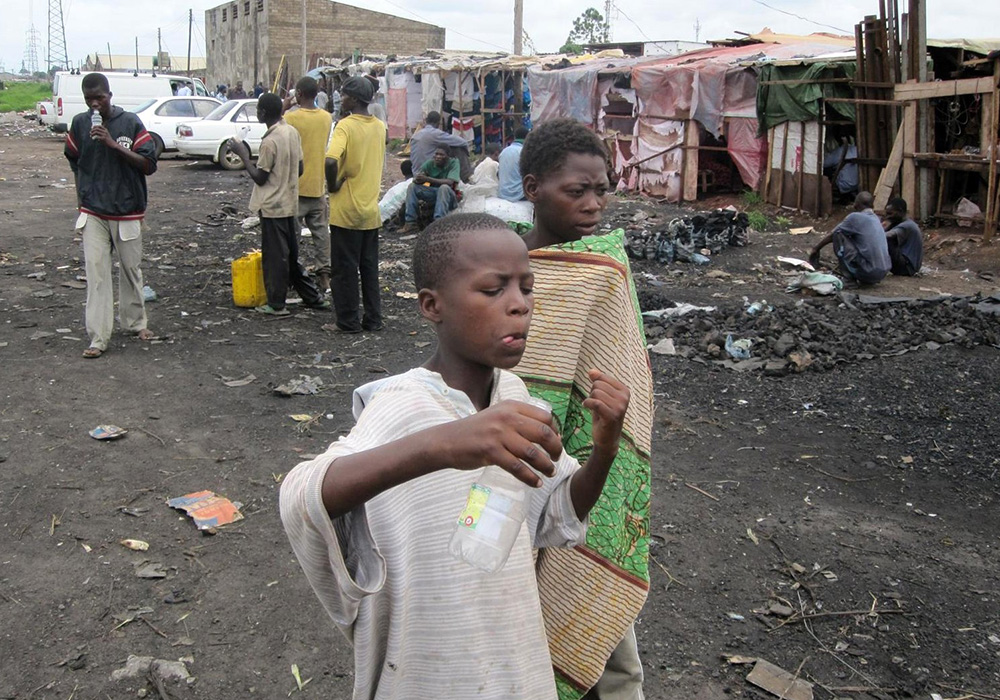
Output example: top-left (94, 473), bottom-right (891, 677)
top-left (625, 209), bottom-right (751, 264)
top-left (643, 293), bottom-right (1000, 374)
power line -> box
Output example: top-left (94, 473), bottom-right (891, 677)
top-left (367, 0), bottom-right (511, 53)
top-left (610, 2), bottom-right (652, 42)
top-left (748, 0), bottom-right (851, 34)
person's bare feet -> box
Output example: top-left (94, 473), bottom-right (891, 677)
top-left (137, 329), bottom-right (154, 341)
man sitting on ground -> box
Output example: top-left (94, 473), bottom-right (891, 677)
top-left (882, 197), bottom-right (923, 276)
top-left (406, 111), bottom-right (471, 182)
top-left (498, 127), bottom-right (529, 202)
top-left (809, 191), bottom-right (890, 286)
top-left (400, 147), bottom-right (460, 231)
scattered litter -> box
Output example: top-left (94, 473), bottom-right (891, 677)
top-left (724, 654), bottom-right (758, 665)
top-left (954, 197), bottom-right (981, 227)
top-left (395, 291), bottom-right (419, 299)
top-left (62, 280), bottom-right (87, 289)
top-left (221, 374), bottom-right (256, 387)
top-left (643, 303), bottom-right (716, 319)
top-left (289, 414), bottom-right (314, 422)
top-left (120, 539), bottom-right (149, 551)
top-left (55, 327), bottom-right (71, 333)
top-left (90, 425), bottom-right (127, 440)
top-left (241, 215), bottom-right (260, 230)
top-left (32, 288), bottom-right (54, 298)
top-left (168, 490), bottom-right (244, 530)
top-left (785, 272), bottom-right (843, 296)
top-left (134, 561), bottom-right (168, 579)
top-left (649, 338), bottom-right (677, 356)
top-left (30, 331), bottom-right (55, 340)
top-left (745, 300), bottom-right (772, 316)
top-left (626, 209), bottom-right (750, 265)
top-left (705, 269), bottom-right (731, 279)
top-left (767, 601), bottom-right (794, 617)
top-left (777, 256), bottom-right (815, 271)
top-left (725, 334), bottom-right (752, 360)
top-left (274, 375), bottom-right (323, 396)
top-left (746, 659), bottom-right (813, 700)
top-left (110, 655), bottom-right (194, 684)
top-left (746, 527), bottom-right (759, 545)
top-left (142, 285), bottom-right (158, 302)
top-left (726, 612), bottom-right (746, 622)
top-left (26, 271), bottom-right (46, 280)
top-left (291, 663), bottom-right (312, 692)
top-left (789, 226), bottom-right (814, 235)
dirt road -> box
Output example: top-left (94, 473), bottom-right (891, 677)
top-left (1, 123), bottom-right (999, 699)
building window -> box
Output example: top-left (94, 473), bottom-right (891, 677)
top-left (244, 1), bottom-right (250, 15)
top-left (232, 3), bottom-right (238, 19)
top-left (256, 0), bottom-right (263, 10)
top-left (222, 8), bottom-right (227, 21)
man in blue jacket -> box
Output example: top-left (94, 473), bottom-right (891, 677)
top-left (809, 191), bottom-right (890, 286)
top-left (65, 72), bottom-right (157, 358)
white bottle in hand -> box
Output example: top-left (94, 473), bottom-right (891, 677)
top-left (449, 397), bottom-right (552, 573)
top-left (90, 109), bottom-right (102, 140)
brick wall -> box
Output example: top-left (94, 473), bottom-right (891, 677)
top-left (206, 0), bottom-right (445, 89)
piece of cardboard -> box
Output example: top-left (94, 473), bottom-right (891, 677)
top-left (746, 659), bottom-right (813, 700)
top-left (168, 490), bottom-right (243, 530)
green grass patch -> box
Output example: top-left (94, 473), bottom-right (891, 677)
top-left (0, 82), bottom-right (53, 113)
top-left (740, 189), bottom-right (763, 208)
top-left (774, 215), bottom-right (792, 229)
top-left (747, 211), bottom-right (769, 231)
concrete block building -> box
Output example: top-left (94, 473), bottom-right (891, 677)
top-left (205, 0), bottom-right (445, 90)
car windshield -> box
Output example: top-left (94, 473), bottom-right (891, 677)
top-left (131, 99), bottom-right (157, 114)
top-left (203, 101), bottom-right (239, 121)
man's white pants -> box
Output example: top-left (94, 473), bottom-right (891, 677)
top-left (80, 214), bottom-right (147, 351)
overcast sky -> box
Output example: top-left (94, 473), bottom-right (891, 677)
top-left (3, 0), bottom-right (998, 74)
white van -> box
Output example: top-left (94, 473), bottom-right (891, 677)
top-left (52, 71), bottom-right (209, 133)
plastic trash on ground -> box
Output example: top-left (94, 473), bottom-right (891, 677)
top-left (725, 334), bottom-right (752, 360)
top-left (785, 272), bottom-right (844, 296)
top-left (168, 490), bottom-right (244, 530)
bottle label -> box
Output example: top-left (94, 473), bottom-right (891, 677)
top-left (456, 484), bottom-right (491, 530)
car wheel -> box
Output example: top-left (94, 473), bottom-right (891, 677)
top-left (151, 133), bottom-right (165, 160)
top-left (218, 141), bottom-right (245, 171)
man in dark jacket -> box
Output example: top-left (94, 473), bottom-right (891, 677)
top-left (65, 72), bottom-right (157, 358)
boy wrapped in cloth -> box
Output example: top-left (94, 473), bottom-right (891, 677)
top-left (517, 119), bottom-right (654, 700)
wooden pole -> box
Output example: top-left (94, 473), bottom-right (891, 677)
top-left (513, 0), bottom-right (523, 55)
top-left (777, 122), bottom-right (789, 207)
top-left (984, 58), bottom-right (1000, 242)
top-left (186, 8), bottom-right (193, 74)
top-left (763, 126), bottom-right (774, 202)
top-left (796, 123), bottom-right (804, 211)
top-left (814, 114), bottom-right (824, 214)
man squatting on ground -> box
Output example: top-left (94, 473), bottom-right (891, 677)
top-left (280, 213), bottom-right (631, 699)
top-left (65, 72), bottom-right (157, 359)
top-left (282, 76), bottom-right (334, 293)
top-left (882, 197), bottom-right (923, 277)
top-left (809, 191), bottom-right (891, 286)
top-left (228, 93), bottom-right (329, 316)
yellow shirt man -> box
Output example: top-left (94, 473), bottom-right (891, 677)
top-left (326, 113), bottom-right (386, 231)
top-left (284, 107), bottom-right (333, 198)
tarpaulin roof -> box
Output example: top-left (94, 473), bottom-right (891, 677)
top-left (631, 42), bottom-right (851, 137)
top-left (755, 60), bottom-right (857, 133)
top-left (927, 38), bottom-right (1000, 55)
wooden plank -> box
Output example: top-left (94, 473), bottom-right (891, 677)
top-left (873, 123), bottom-right (905, 210)
top-left (682, 119), bottom-right (699, 202)
top-left (763, 126), bottom-right (775, 201)
top-left (985, 59), bottom-right (1000, 242)
top-left (776, 123), bottom-right (789, 208)
top-left (747, 659), bottom-right (813, 700)
top-left (893, 76), bottom-right (992, 100)
top-left (902, 102), bottom-right (917, 210)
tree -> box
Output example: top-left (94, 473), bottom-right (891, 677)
top-left (560, 7), bottom-right (609, 53)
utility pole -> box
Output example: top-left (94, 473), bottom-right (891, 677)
top-left (107, 41), bottom-right (113, 70)
top-left (694, 17), bottom-right (702, 43)
top-left (513, 0), bottom-right (523, 55)
top-left (157, 27), bottom-right (162, 71)
top-left (187, 9), bottom-right (193, 74)
top-left (604, 0), bottom-right (613, 42)
top-left (301, 0), bottom-right (307, 75)
top-left (24, 0), bottom-right (41, 75)
top-left (135, 36), bottom-right (139, 74)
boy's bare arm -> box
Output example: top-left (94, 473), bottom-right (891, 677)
top-left (320, 402), bottom-right (563, 519)
top-left (569, 370), bottom-right (631, 520)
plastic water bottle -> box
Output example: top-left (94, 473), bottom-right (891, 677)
top-left (449, 397), bottom-right (552, 573)
top-left (233, 125), bottom-right (250, 143)
top-left (90, 109), bottom-right (102, 140)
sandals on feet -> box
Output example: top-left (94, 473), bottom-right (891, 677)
top-left (82, 347), bottom-right (103, 359)
top-left (255, 304), bottom-right (291, 316)
top-left (136, 329), bottom-right (155, 341)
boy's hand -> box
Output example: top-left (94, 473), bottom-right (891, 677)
top-left (227, 138), bottom-right (250, 161)
top-left (441, 400), bottom-right (563, 488)
top-left (583, 369), bottom-right (630, 458)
